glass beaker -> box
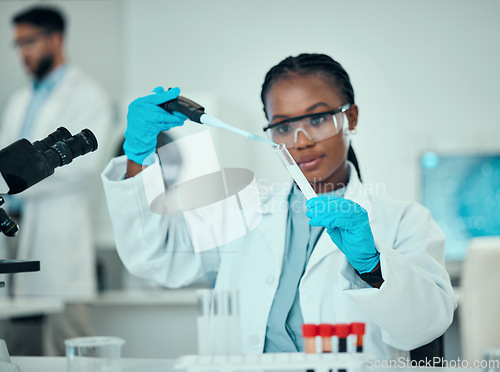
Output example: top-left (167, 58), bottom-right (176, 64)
top-left (65, 336), bottom-right (125, 372)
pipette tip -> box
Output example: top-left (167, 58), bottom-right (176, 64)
top-left (248, 134), bottom-right (278, 147)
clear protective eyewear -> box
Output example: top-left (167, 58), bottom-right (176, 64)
top-left (263, 103), bottom-right (351, 149)
top-left (12, 31), bottom-right (49, 50)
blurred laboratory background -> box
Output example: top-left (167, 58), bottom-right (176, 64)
top-left (0, 0), bottom-right (499, 363)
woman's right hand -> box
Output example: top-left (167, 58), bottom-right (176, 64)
top-left (123, 86), bottom-right (185, 165)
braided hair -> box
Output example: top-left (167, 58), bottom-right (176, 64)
top-left (260, 53), bottom-right (362, 181)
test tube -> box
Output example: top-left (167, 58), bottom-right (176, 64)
top-left (302, 324), bottom-right (318, 372)
top-left (228, 290), bottom-right (241, 355)
top-left (318, 324), bottom-right (335, 353)
top-left (195, 289), bottom-right (212, 355)
top-left (211, 290), bottom-right (229, 355)
top-left (350, 322), bottom-right (365, 353)
top-left (319, 324), bottom-right (335, 372)
top-left (335, 324), bottom-right (351, 372)
top-left (274, 144), bottom-right (318, 200)
top-left (302, 324), bottom-right (318, 354)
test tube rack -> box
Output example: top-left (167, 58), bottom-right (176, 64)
top-left (175, 352), bottom-right (366, 372)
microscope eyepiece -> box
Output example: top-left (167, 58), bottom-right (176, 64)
top-left (0, 127), bottom-right (98, 195)
top-left (46, 129), bottom-right (98, 167)
top-left (32, 127), bottom-right (72, 152)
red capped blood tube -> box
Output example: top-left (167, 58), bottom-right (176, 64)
top-left (318, 324), bottom-right (335, 353)
top-left (350, 322), bottom-right (365, 353)
top-left (302, 324), bottom-right (318, 354)
top-left (335, 323), bottom-right (351, 353)
top-left (335, 323), bottom-right (351, 372)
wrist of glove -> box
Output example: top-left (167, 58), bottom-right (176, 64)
top-left (306, 195), bottom-right (380, 274)
top-left (123, 86), bottom-right (186, 165)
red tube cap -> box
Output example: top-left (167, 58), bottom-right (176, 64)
top-left (302, 324), bottom-right (318, 337)
top-left (318, 324), bottom-right (334, 337)
top-left (350, 322), bottom-right (366, 335)
top-left (335, 323), bottom-right (351, 338)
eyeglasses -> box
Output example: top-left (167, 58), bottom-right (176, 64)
top-left (263, 103), bottom-right (351, 149)
top-left (13, 32), bottom-right (48, 49)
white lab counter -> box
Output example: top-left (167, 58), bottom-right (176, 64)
top-left (89, 287), bottom-right (465, 359)
top-left (0, 288), bottom-right (194, 320)
top-left (0, 287), bottom-right (465, 360)
top-left (88, 289), bottom-right (199, 358)
top-left (93, 289), bottom-right (196, 306)
top-left (0, 289), bottom-right (199, 359)
top-left (91, 287), bottom-right (465, 359)
top-left (12, 357), bottom-right (174, 372)
top-left (0, 298), bottom-right (64, 319)
top-left (10, 356), bottom-right (481, 372)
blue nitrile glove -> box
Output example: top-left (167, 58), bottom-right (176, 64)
top-left (123, 86), bottom-right (186, 165)
top-left (306, 195), bottom-right (380, 274)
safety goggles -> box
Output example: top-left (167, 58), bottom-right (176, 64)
top-left (12, 31), bottom-right (50, 49)
top-left (263, 103), bottom-right (351, 149)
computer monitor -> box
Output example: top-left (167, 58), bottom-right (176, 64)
top-left (420, 152), bottom-right (500, 283)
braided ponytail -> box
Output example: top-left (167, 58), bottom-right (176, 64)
top-left (260, 53), bottom-right (362, 181)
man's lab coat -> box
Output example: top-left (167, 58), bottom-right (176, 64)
top-left (0, 65), bottom-right (113, 301)
top-left (102, 156), bottom-right (456, 360)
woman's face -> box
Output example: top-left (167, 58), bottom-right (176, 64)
top-left (264, 74), bottom-right (358, 192)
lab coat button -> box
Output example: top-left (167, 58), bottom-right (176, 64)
top-left (249, 335), bottom-right (260, 345)
top-left (266, 276), bottom-right (276, 285)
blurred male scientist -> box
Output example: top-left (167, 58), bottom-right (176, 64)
top-left (0, 5), bottom-right (113, 356)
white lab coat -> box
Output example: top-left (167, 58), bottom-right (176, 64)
top-left (102, 156), bottom-right (456, 360)
top-left (0, 65), bottom-right (113, 301)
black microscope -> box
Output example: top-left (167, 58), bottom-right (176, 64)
top-left (0, 127), bottom-right (97, 371)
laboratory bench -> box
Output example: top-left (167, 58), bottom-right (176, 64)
top-left (87, 288), bottom-right (199, 358)
top-left (0, 288), bottom-right (199, 359)
top-left (0, 297), bottom-right (63, 320)
top-left (90, 248), bottom-right (469, 360)
top-left (10, 356), bottom-right (481, 372)
top-left (0, 286), bottom-right (465, 360)
top-left (89, 286), bottom-right (465, 360)
top-left (93, 288), bottom-right (196, 306)
top-left (12, 356), bottom-right (173, 372)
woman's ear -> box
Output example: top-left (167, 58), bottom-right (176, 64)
top-left (346, 104), bottom-right (359, 131)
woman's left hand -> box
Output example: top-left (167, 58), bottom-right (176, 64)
top-left (306, 195), bottom-right (380, 274)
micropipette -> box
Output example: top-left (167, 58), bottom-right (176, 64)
top-left (160, 96), bottom-right (276, 147)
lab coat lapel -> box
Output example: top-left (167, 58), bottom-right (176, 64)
top-left (303, 162), bottom-right (374, 277)
top-left (343, 163), bottom-right (374, 222)
top-left (259, 182), bottom-right (292, 273)
top-left (0, 89), bottom-right (31, 147)
top-left (305, 231), bottom-right (339, 274)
